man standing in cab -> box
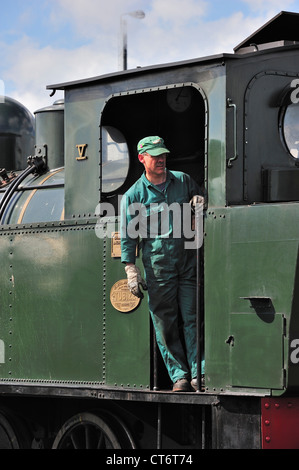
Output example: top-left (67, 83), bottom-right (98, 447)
top-left (121, 136), bottom-right (204, 392)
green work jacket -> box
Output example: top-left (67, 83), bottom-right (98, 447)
top-left (120, 169), bottom-right (200, 265)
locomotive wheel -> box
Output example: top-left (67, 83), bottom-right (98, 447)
top-left (0, 408), bottom-right (31, 449)
top-left (52, 411), bottom-right (135, 449)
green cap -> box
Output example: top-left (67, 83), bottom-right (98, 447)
top-left (137, 136), bottom-right (170, 156)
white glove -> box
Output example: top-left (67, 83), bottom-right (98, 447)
top-left (189, 195), bottom-right (204, 212)
top-left (125, 264), bottom-right (147, 299)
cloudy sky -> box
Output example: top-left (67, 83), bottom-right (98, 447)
top-left (1, 0), bottom-right (299, 114)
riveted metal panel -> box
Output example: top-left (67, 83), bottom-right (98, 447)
top-left (204, 203), bottom-right (299, 393)
top-left (262, 397), bottom-right (299, 448)
top-left (0, 218), bottom-right (151, 389)
top-left (100, 217), bottom-right (151, 389)
top-left (0, 224), bottom-right (104, 384)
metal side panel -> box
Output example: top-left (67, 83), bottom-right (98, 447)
top-left (101, 218), bottom-right (151, 389)
top-left (0, 225), bottom-right (104, 384)
top-left (230, 312), bottom-right (284, 389)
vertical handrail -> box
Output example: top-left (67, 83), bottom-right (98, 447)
top-left (152, 328), bottom-right (159, 391)
top-left (195, 197), bottom-right (205, 392)
top-left (227, 98), bottom-right (238, 168)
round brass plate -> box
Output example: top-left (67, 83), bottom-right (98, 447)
top-left (110, 279), bottom-right (141, 313)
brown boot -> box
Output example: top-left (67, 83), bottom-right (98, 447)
top-left (172, 378), bottom-right (193, 392)
top-left (190, 377), bottom-right (197, 391)
top-left (191, 376), bottom-right (205, 391)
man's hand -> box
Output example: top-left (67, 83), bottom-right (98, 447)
top-left (125, 264), bottom-right (147, 299)
top-left (189, 195), bottom-right (204, 212)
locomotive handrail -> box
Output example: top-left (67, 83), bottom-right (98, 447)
top-left (227, 98), bottom-right (238, 168)
top-left (195, 197), bottom-right (205, 392)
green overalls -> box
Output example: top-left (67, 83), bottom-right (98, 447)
top-left (121, 169), bottom-right (200, 384)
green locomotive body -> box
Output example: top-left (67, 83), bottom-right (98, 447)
top-left (0, 11), bottom-right (299, 449)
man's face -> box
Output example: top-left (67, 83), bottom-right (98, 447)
top-left (138, 152), bottom-right (167, 179)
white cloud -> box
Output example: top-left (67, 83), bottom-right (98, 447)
top-left (149, 0), bottom-right (208, 27)
top-left (51, 0), bottom-right (141, 38)
top-left (1, 0), bottom-right (297, 113)
top-left (241, 0), bottom-right (295, 14)
top-left (1, 35), bottom-right (117, 113)
top-left (129, 9), bottom-right (265, 66)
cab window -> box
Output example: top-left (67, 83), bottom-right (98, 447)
top-left (101, 126), bottom-right (129, 193)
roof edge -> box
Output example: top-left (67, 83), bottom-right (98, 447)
top-left (46, 53), bottom-right (235, 91)
top-left (234, 11), bottom-right (299, 52)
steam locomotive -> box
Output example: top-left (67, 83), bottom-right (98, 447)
top-left (0, 11), bottom-right (299, 449)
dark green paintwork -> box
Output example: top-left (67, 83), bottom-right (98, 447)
top-left (0, 221), bottom-right (150, 387)
top-left (64, 89), bottom-right (103, 219)
top-left (103, 219), bottom-right (150, 388)
top-left (204, 204), bottom-right (299, 394)
top-left (0, 226), bottom-right (103, 382)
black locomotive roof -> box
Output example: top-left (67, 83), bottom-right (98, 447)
top-left (234, 10), bottom-right (299, 52)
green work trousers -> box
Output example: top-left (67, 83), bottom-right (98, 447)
top-left (142, 237), bottom-right (197, 384)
